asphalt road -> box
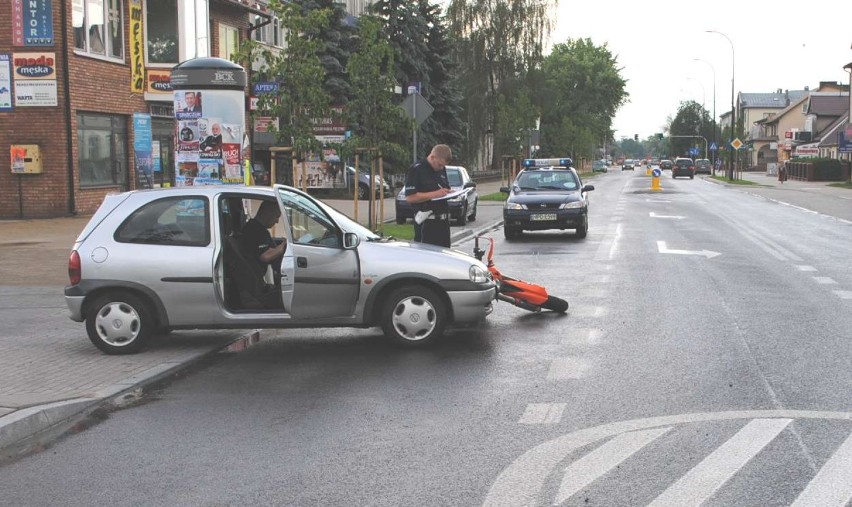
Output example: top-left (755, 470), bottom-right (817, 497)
top-left (4, 170), bottom-right (852, 506)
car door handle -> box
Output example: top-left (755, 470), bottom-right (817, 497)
top-left (297, 257), bottom-right (307, 268)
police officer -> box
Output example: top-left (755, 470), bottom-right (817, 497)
top-left (404, 144), bottom-right (453, 247)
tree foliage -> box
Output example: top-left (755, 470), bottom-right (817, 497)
top-left (537, 38), bottom-right (627, 160)
top-left (446, 0), bottom-right (556, 169)
top-left (668, 100), bottom-right (715, 159)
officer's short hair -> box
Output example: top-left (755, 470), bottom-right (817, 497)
top-left (430, 144), bottom-right (452, 162)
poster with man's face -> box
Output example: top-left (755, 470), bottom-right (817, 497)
top-left (175, 91), bottom-right (203, 119)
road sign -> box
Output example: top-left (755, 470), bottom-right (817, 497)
top-left (710, 142), bottom-right (717, 151)
top-left (731, 138), bottom-right (743, 150)
top-left (652, 168), bottom-right (661, 177)
top-left (689, 147), bottom-right (699, 156)
top-left (400, 93), bottom-right (434, 126)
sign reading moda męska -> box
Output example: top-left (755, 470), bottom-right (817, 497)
top-left (12, 52), bottom-right (57, 106)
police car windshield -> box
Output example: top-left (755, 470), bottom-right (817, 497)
top-left (517, 169), bottom-right (579, 191)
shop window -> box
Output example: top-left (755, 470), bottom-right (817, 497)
top-left (145, 0), bottom-right (179, 64)
top-left (218, 24), bottom-right (239, 62)
top-left (78, 114), bottom-right (128, 188)
top-left (72, 0), bottom-right (124, 59)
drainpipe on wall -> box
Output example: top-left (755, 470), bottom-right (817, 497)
top-left (60, 0), bottom-right (76, 215)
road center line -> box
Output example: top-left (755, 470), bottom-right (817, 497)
top-left (796, 265), bottom-right (818, 272)
top-left (647, 418), bottom-right (792, 507)
top-left (812, 277), bottom-right (837, 285)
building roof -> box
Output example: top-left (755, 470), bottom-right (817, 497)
top-left (759, 93), bottom-right (810, 125)
top-left (805, 93), bottom-right (850, 116)
top-left (816, 113), bottom-right (849, 147)
top-left (739, 90), bottom-right (809, 109)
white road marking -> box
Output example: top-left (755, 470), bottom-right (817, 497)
top-left (645, 199), bottom-right (671, 203)
top-left (519, 403), bottom-right (566, 425)
top-left (484, 411), bottom-right (852, 507)
top-left (547, 357), bottom-right (589, 380)
top-left (813, 277), bottom-right (837, 285)
top-left (791, 430), bottom-right (852, 507)
top-left (560, 328), bottom-right (601, 346)
top-left (608, 224), bottom-right (622, 260)
top-left (657, 241), bottom-right (721, 259)
top-left (647, 418), bottom-right (792, 507)
top-left (796, 265), bottom-right (818, 272)
top-left (649, 212), bottom-right (686, 219)
top-left (833, 291), bottom-right (852, 299)
top-left (554, 427), bottom-right (672, 505)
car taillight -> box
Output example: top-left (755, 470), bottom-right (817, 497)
top-left (68, 250), bottom-right (81, 285)
top-left (689, 166), bottom-right (695, 170)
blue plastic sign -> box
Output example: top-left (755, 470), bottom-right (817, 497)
top-left (252, 82), bottom-right (278, 95)
top-left (652, 168), bottom-right (661, 177)
top-left (710, 142), bottom-right (718, 151)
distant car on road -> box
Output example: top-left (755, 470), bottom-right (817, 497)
top-left (660, 159), bottom-right (673, 171)
top-left (695, 158), bottom-right (712, 174)
top-left (592, 160), bottom-right (608, 173)
top-left (622, 159), bottom-right (635, 171)
top-left (395, 165), bottom-right (478, 225)
top-left (673, 157), bottom-right (696, 179)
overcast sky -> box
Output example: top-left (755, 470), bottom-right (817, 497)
top-left (549, 0), bottom-right (852, 140)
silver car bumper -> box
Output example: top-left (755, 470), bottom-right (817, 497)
top-left (447, 287), bottom-right (496, 322)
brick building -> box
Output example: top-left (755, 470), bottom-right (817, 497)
top-left (1, 0), bottom-right (267, 218)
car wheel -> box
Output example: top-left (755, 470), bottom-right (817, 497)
top-left (690, 175), bottom-right (694, 179)
top-left (357, 184), bottom-right (369, 200)
top-left (396, 216), bottom-right (406, 225)
top-left (468, 200), bottom-right (477, 221)
top-left (457, 204), bottom-right (468, 225)
top-left (575, 217), bottom-right (588, 239)
top-left (85, 292), bottom-right (155, 354)
top-left (381, 285), bottom-right (447, 347)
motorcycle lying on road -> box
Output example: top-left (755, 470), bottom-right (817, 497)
top-left (473, 235), bottom-right (569, 313)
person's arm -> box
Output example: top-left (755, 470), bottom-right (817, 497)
top-left (258, 239), bottom-right (286, 264)
top-left (404, 166), bottom-right (450, 204)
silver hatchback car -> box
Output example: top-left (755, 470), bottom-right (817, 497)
top-left (65, 185), bottom-right (496, 354)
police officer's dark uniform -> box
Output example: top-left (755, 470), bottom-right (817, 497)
top-left (404, 159), bottom-right (451, 247)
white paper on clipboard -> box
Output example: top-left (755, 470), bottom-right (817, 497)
top-left (431, 189), bottom-right (466, 201)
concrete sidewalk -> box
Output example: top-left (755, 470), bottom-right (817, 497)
top-left (0, 178), bottom-right (506, 461)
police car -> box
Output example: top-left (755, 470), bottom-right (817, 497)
top-left (500, 158), bottom-right (595, 240)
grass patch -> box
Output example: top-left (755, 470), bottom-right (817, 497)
top-left (709, 175), bottom-right (759, 185)
top-left (375, 223), bottom-right (415, 240)
top-left (480, 191), bottom-right (508, 201)
top-left (828, 181), bottom-right (852, 189)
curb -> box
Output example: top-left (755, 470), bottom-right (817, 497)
top-left (0, 329), bottom-right (262, 463)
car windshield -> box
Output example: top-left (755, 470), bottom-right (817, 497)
top-left (517, 170), bottom-right (579, 191)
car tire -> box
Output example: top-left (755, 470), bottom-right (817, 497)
top-left (457, 204), bottom-right (468, 226)
top-left (468, 200), bottom-right (477, 221)
top-left (396, 216), bottom-right (406, 225)
top-left (381, 285), bottom-right (447, 347)
top-left (576, 217), bottom-right (588, 239)
top-left (85, 292), bottom-right (155, 355)
top-left (690, 175), bottom-right (694, 179)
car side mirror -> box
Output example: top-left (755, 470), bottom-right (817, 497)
top-left (343, 232), bottom-right (360, 249)
top-left (464, 181), bottom-right (477, 189)
top-left (500, 186), bottom-right (510, 193)
top-left (582, 185), bottom-right (595, 192)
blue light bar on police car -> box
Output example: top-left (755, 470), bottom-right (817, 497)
top-left (522, 158), bottom-right (572, 168)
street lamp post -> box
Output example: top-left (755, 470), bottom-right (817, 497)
top-left (693, 58), bottom-right (717, 172)
top-left (706, 30), bottom-right (735, 180)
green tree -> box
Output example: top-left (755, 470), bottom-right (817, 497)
top-left (537, 38), bottom-right (628, 161)
top-left (292, 0), bottom-right (355, 105)
top-left (345, 15), bottom-right (410, 167)
top-left (446, 0), bottom-right (556, 169)
top-left (668, 100), bottom-right (713, 158)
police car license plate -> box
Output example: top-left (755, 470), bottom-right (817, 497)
top-left (530, 213), bottom-right (557, 221)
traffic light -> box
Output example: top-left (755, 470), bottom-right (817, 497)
top-left (634, 134), bottom-right (638, 141)
top-left (656, 133), bottom-right (664, 140)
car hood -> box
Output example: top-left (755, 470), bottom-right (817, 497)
top-left (359, 238), bottom-right (487, 274)
top-left (509, 191), bottom-right (581, 205)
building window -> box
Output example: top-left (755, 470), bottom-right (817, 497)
top-left (73, 0), bottom-right (124, 59)
top-left (253, 15), bottom-right (284, 48)
top-left (218, 24), bottom-right (239, 62)
top-left (146, 0), bottom-right (179, 64)
top-left (78, 114), bottom-right (128, 188)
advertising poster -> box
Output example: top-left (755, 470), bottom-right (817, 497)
top-left (133, 113), bottom-right (153, 188)
top-left (13, 0), bottom-right (54, 46)
top-left (129, 0), bottom-right (144, 92)
top-left (174, 90), bottom-right (202, 119)
top-left (12, 53), bottom-right (57, 106)
top-left (174, 88), bottom-right (243, 186)
top-left (0, 54), bottom-right (12, 112)
top-left (295, 153), bottom-right (335, 189)
top-left (151, 141), bottom-right (161, 172)
top-left (146, 69), bottom-right (172, 95)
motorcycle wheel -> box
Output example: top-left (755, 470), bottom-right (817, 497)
top-left (542, 295), bottom-right (569, 313)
